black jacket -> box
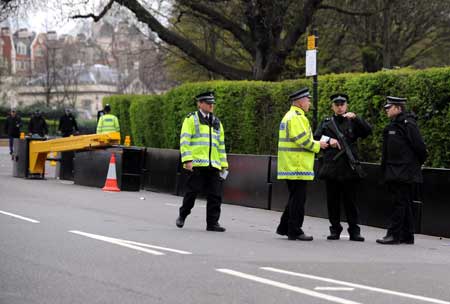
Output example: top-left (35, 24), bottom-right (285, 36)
top-left (4, 115), bottom-right (22, 137)
top-left (381, 112), bottom-right (427, 183)
top-left (59, 114), bottom-right (78, 135)
top-left (28, 115), bottom-right (48, 137)
top-left (314, 114), bottom-right (372, 181)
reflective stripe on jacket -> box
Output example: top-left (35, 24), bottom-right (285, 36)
top-left (277, 105), bottom-right (320, 180)
top-left (180, 111), bottom-right (228, 170)
top-left (96, 114), bottom-right (120, 134)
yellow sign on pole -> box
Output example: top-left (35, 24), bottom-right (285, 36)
top-left (307, 35), bottom-right (316, 50)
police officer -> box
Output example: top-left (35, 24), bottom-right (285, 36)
top-left (4, 108), bottom-right (22, 155)
top-left (96, 104), bottom-right (120, 134)
top-left (376, 96), bottom-right (427, 245)
top-left (314, 93), bottom-right (372, 241)
top-left (58, 108), bottom-right (79, 137)
top-left (28, 110), bottom-right (48, 138)
top-left (276, 87), bottom-right (329, 241)
top-left (176, 91), bottom-right (229, 232)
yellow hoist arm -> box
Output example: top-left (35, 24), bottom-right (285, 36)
top-left (28, 132), bottom-right (121, 174)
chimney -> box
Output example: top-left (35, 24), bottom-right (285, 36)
top-left (18, 28), bottom-right (29, 38)
top-left (1, 27), bottom-right (10, 36)
top-left (47, 31), bottom-right (57, 41)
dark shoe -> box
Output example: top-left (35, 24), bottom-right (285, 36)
top-left (376, 235), bottom-right (400, 245)
top-left (349, 234), bottom-right (365, 242)
top-left (276, 225), bottom-right (287, 236)
top-left (288, 233), bottom-right (313, 241)
top-left (400, 235), bottom-right (414, 244)
top-left (176, 216), bottom-right (185, 228)
top-left (206, 224), bottom-right (226, 232)
top-left (327, 232), bottom-right (340, 240)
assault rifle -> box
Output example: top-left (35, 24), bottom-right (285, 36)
top-left (330, 116), bottom-right (366, 178)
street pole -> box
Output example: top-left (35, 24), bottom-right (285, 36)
top-left (312, 28), bottom-right (318, 131)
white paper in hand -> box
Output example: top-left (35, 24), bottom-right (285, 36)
top-left (219, 169), bottom-right (229, 180)
top-left (320, 135), bottom-right (330, 142)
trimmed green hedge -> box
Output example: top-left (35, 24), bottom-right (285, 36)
top-left (103, 67), bottom-right (450, 168)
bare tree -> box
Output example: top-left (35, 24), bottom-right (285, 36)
top-left (67, 0), bottom-right (375, 81)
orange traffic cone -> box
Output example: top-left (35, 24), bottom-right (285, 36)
top-left (102, 153), bottom-right (120, 192)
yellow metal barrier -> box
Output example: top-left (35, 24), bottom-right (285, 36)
top-left (28, 132), bottom-right (121, 174)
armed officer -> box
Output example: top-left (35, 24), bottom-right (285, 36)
top-left (176, 91), bottom-right (229, 232)
top-left (376, 96), bottom-right (427, 245)
top-left (314, 93), bottom-right (372, 241)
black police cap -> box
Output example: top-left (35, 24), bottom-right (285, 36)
top-left (104, 104), bottom-right (111, 112)
top-left (384, 96), bottom-right (407, 108)
top-left (289, 87), bottom-right (310, 102)
top-left (195, 91), bottom-right (215, 104)
top-left (330, 93), bottom-right (349, 104)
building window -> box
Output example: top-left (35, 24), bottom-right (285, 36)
top-left (35, 46), bottom-right (45, 57)
top-left (17, 42), bottom-right (27, 55)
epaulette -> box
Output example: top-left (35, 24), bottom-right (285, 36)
top-left (186, 111), bottom-right (196, 118)
top-left (295, 111), bottom-right (303, 115)
top-left (324, 117), bottom-right (331, 121)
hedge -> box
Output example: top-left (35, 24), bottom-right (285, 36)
top-left (103, 67), bottom-right (450, 168)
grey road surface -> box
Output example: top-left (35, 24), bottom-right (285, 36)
top-left (1, 147), bottom-right (449, 304)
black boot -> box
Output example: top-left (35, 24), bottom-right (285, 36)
top-left (327, 226), bottom-right (342, 240)
top-left (206, 223), bottom-right (226, 232)
top-left (327, 231), bottom-right (340, 240)
top-left (176, 216), bottom-right (185, 228)
top-left (288, 233), bottom-right (313, 241)
top-left (348, 227), bottom-right (364, 242)
top-left (400, 234), bottom-right (414, 244)
top-left (276, 224), bottom-right (287, 236)
top-left (376, 235), bottom-right (400, 245)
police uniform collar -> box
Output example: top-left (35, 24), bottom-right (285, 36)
top-left (291, 105), bottom-right (305, 114)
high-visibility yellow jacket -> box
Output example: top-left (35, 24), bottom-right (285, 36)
top-left (180, 111), bottom-right (228, 170)
top-left (277, 105), bottom-right (320, 180)
top-left (96, 114), bottom-right (120, 134)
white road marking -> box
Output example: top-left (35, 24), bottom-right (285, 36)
top-left (261, 267), bottom-right (450, 304)
top-left (216, 268), bottom-right (361, 304)
top-left (69, 230), bottom-right (191, 255)
top-left (0, 210), bottom-right (40, 223)
top-left (315, 287), bottom-right (355, 291)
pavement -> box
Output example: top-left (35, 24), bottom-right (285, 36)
top-left (0, 146), bottom-right (449, 304)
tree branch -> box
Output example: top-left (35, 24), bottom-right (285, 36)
top-left (318, 4), bottom-right (376, 17)
top-left (71, 0), bottom-right (115, 22)
top-left (75, 0), bottom-right (252, 79)
top-left (178, 0), bottom-right (255, 56)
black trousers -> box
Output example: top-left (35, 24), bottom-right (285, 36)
top-left (8, 136), bottom-right (15, 154)
top-left (179, 167), bottom-right (223, 225)
top-left (387, 182), bottom-right (415, 238)
top-left (278, 180), bottom-right (307, 237)
top-left (326, 180), bottom-right (361, 234)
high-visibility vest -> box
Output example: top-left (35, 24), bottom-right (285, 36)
top-left (277, 105), bottom-right (320, 180)
top-left (180, 111), bottom-right (228, 170)
top-left (96, 114), bottom-right (120, 134)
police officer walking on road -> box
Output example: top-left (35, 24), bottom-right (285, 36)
top-left (314, 94), bottom-right (372, 241)
top-left (276, 87), bottom-right (329, 241)
top-left (377, 96), bottom-right (427, 245)
top-left (176, 91), bottom-right (229, 232)
top-left (4, 108), bottom-right (22, 156)
top-left (58, 108), bottom-right (79, 137)
top-left (96, 104), bottom-right (120, 134)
